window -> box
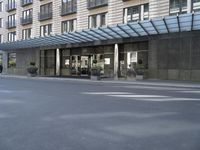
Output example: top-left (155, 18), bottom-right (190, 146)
top-left (40, 24), bottom-right (52, 37)
top-left (39, 3), bottom-right (52, 20)
top-left (8, 53), bottom-right (16, 68)
top-left (193, 0), bottom-right (200, 12)
top-left (62, 19), bottom-right (77, 33)
top-left (0, 1), bottom-right (3, 12)
top-left (0, 18), bottom-right (3, 28)
top-left (170, 0), bottom-right (187, 15)
top-left (21, 9), bottom-right (32, 25)
top-left (7, 0), bottom-right (16, 10)
top-left (0, 53), bottom-right (2, 65)
top-left (89, 12), bottom-right (107, 28)
top-left (7, 14), bottom-right (16, 28)
top-left (22, 28), bottom-right (31, 39)
top-left (124, 3), bottom-right (149, 23)
top-left (0, 34), bottom-right (3, 43)
top-left (8, 31), bottom-right (16, 42)
top-left (61, 0), bottom-right (77, 15)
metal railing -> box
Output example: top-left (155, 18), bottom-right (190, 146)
top-left (21, 0), bottom-right (33, 7)
top-left (60, 5), bottom-right (77, 16)
top-left (6, 3), bottom-right (16, 12)
top-left (87, 0), bottom-right (108, 9)
top-left (38, 12), bottom-right (52, 21)
top-left (21, 17), bottom-right (32, 25)
top-left (6, 21), bottom-right (16, 29)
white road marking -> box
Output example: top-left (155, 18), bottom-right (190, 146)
top-left (179, 91), bottom-right (200, 93)
top-left (107, 95), bottom-right (169, 98)
top-left (82, 92), bottom-right (132, 95)
top-left (134, 98), bottom-right (200, 101)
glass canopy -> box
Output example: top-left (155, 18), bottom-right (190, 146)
top-left (0, 12), bottom-right (200, 50)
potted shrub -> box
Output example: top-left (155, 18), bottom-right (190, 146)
top-left (135, 59), bottom-right (145, 80)
top-left (90, 59), bottom-right (101, 80)
top-left (27, 62), bottom-right (38, 77)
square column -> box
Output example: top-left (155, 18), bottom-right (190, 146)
top-left (56, 48), bottom-right (60, 76)
top-left (187, 0), bottom-right (192, 13)
top-left (114, 44), bottom-right (119, 80)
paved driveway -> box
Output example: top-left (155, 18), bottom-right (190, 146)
top-left (0, 78), bottom-right (200, 150)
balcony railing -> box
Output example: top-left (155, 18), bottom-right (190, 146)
top-left (87, 0), bottom-right (108, 9)
top-left (6, 21), bottom-right (16, 29)
top-left (21, 0), bottom-right (33, 7)
top-left (21, 17), bottom-right (32, 25)
top-left (60, 5), bottom-right (77, 16)
top-left (6, 3), bottom-right (17, 12)
top-left (38, 12), bottom-right (52, 21)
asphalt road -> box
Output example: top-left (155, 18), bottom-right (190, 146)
top-left (0, 78), bottom-right (200, 150)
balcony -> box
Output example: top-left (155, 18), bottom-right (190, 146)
top-left (6, 21), bottom-right (16, 29)
top-left (21, 0), bottom-right (33, 7)
top-left (60, 5), bottom-right (77, 16)
top-left (6, 3), bottom-right (17, 12)
top-left (87, 0), bottom-right (108, 9)
top-left (38, 12), bottom-right (52, 21)
top-left (21, 17), bottom-right (32, 25)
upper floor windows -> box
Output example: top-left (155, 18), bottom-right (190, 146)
top-left (0, 1), bottom-right (3, 12)
top-left (0, 18), bottom-right (3, 28)
top-left (124, 3), bottom-right (149, 23)
top-left (193, 0), bottom-right (200, 12)
top-left (89, 12), bottom-right (107, 28)
top-left (39, 2), bottom-right (52, 21)
top-left (21, 0), bottom-right (33, 7)
top-left (40, 24), bottom-right (52, 37)
top-left (22, 28), bottom-right (31, 39)
top-left (21, 9), bottom-right (33, 25)
top-left (170, 0), bottom-right (187, 15)
top-left (7, 14), bottom-right (16, 29)
top-left (8, 31), bottom-right (16, 42)
top-left (62, 19), bottom-right (77, 33)
top-left (7, 0), bottom-right (16, 12)
top-left (61, 0), bottom-right (77, 16)
top-left (87, 0), bottom-right (108, 9)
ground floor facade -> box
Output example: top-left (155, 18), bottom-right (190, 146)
top-left (1, 31), bottom-right (200, 81)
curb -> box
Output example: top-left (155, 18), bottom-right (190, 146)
top-left (1, 74), bottom-right (200, 89)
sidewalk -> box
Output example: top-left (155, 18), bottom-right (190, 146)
top-left (1, 74), bottom-right (200, 88)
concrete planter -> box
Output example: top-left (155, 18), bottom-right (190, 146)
top-left (91, 75), bottom-right (101, 81)
top-left (136, 75), bottom-right (144, 80)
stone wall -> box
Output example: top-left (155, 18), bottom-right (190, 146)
top-left (148, 31), bottom-right (200, 81)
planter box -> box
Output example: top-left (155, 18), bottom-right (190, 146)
top-left (91, 75), bottom-right (101, 81)
top-left (136, 75), bottom-right (144, 80)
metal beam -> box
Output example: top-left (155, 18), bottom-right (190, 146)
top-left (68, 32), bottom-right (92, 42)
top-left (98, 27), bottom-right (115, 39)
top-left (90, 29), bottom-right (109, 40)
top-left (177, 15), bottom-right (181, 32)
top-left (77, 31), bottom-right (98, 41)
top-left (117, 24), bottom-right (133, 37)
top-left (138, 22), bottom-right (150, 35)
top-left (191, 13), bottom-right (194, 30)
top-left (150, 20), bottom-right (159, 34)
top-left (82, 30), bottom-right (104, 40)
top-left (163, 18), bottom-right (170, 33)
top-left (126, 23), bottom-right (140, 36)
top-left (107, 26), bottom-right (124, 38)
top-left (65, 32), bottom-right (88, 42)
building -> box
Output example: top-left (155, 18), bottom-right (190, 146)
top-left (0, 0), bottom-right (200, 81)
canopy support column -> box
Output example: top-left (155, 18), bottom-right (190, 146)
top-left (114, 44), bottom-right (119, 80)
top-left (56, 48), bottom-right (61, 76)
